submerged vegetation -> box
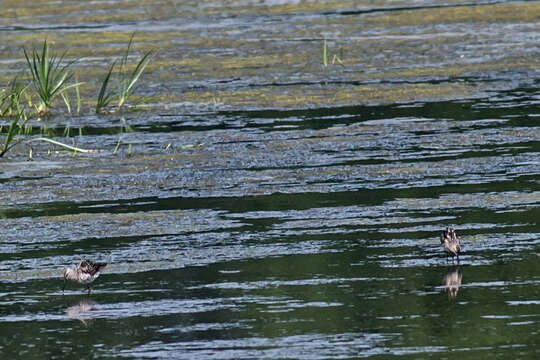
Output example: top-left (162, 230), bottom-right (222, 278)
top-left (0, 35), bottom-right (153, 158)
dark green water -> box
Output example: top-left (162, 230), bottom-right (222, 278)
top-left (1, 0), bottom-right (539, 359)
top-left (1, 91), bottom-right (539, 359)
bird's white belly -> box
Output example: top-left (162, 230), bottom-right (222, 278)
top-left (79, 272), bottom-right (99, 284)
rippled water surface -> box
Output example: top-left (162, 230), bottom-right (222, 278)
top-left (1, 0), bottom-right (539, 359)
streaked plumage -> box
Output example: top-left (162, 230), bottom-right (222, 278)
top-left (63, 259), bottom-right (107, 294)
top-left (440, 227), bottom-right (461, 262)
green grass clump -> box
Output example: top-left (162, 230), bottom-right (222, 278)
top-left (0, 78), bottom-right (27, 117)
top-left (96, 34), bottom-right (153, 113)
top-left (0, 78), bottom-right (28, 156)
top-left (0, 36), bottom-right (154, 158)
top-left (23, 40), bottom-right (80, 116)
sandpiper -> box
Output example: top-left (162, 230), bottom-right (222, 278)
top-left (62, 259), bottom-right (107, 294)
top-left (440, 227), bottom-right (461, 263)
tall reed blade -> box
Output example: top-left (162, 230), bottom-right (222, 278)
top-left (0, 117), bottom-right (20, 156)
top-left (75, 76), bottom-right (81, 115)
top-left (0, 77), bottom-right (27, 117)
top-left (0, 103), bottom-right (28, 157)
top-left (117, 50), bottom-right (152, 110)
top-left (323, 38), bottom-right (328, 67)
top-left (96, 61), bottom-right (117, 113)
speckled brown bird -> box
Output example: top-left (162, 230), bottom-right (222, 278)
top-left (63, 259), bottom-right (107, 294)
top-left (440, 227), bottom-right (461, 263)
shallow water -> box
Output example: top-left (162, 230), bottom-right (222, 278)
top-left (1, 0), bottom-right (539, 359)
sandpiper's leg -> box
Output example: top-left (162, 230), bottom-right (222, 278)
top-left (87, 284), bottom-right (91, 295)
top-left (62, 278), bottom-right (67, 293)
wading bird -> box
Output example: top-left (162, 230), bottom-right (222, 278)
top-left (63, 259), bottom-right (107, 295)
top-left (440, 227), bottom-right (461, 263)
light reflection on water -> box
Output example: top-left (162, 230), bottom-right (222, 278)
top-left (121, 333), bottom-right (398, 359)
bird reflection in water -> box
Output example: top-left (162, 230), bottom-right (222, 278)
top-left (66, 298), bottom-right (98, 326)
top-left (442, 267), bottom-right (462, 299)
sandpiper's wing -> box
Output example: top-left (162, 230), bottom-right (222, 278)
top-left (79, 259), bottom-right (108, 275)
top-left (450, 228), bottom-right (461, 252)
